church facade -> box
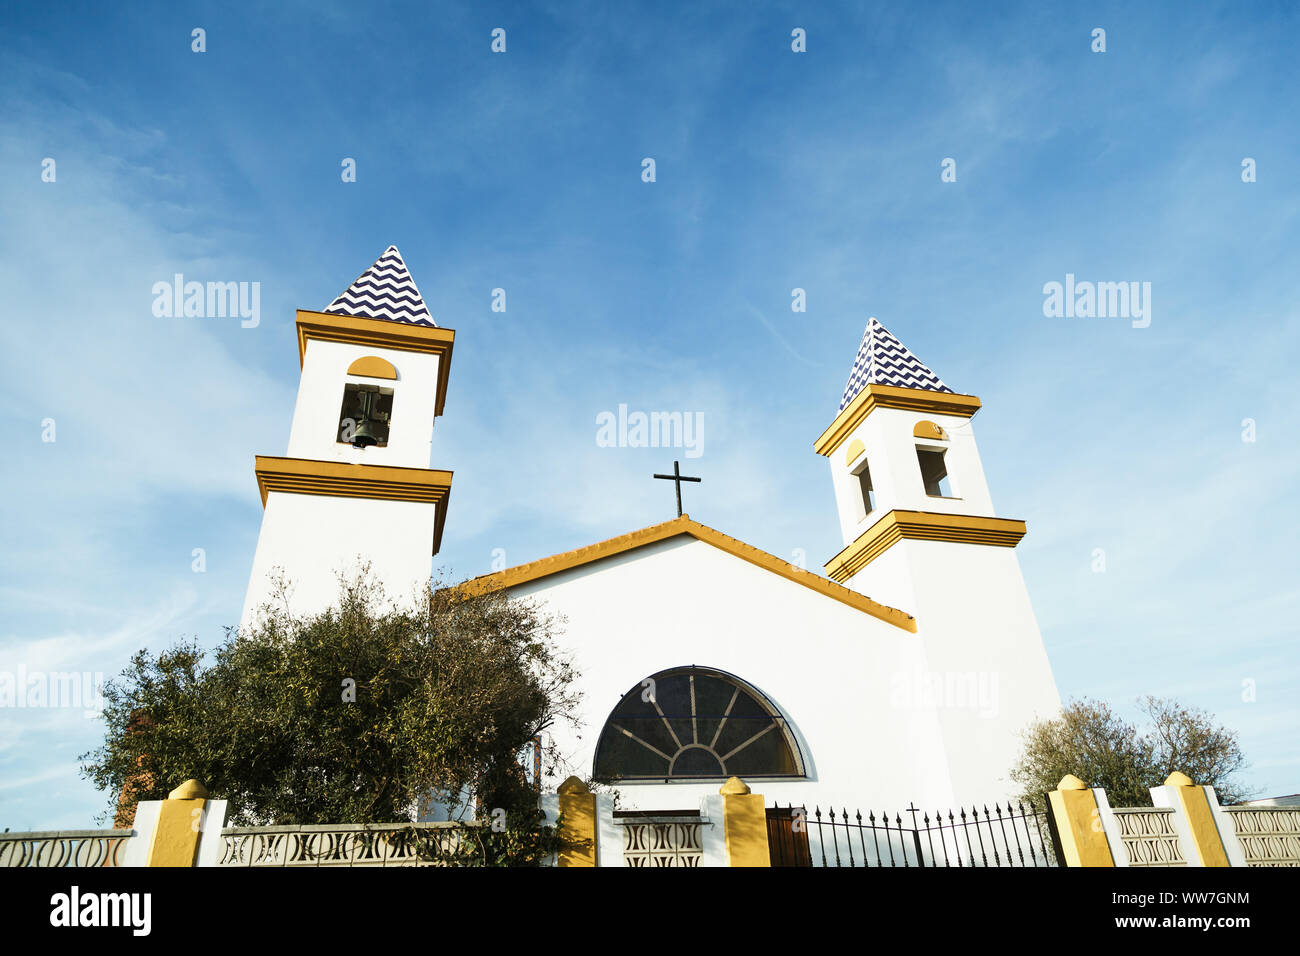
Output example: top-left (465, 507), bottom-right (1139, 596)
top-left (242, 247), bottom-right (1062, 815)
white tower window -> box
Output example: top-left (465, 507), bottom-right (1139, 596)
top-left (916, 447), bottom-right (953, 498)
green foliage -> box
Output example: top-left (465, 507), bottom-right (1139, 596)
top-left (1010, 696), bottom-right (1253, 807)
top-left (81, 571), bottom-right (580, 845)
top-left (399, 808), bottom-right (569, 867)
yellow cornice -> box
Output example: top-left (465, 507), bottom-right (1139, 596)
top-left (814, 385), bottom-right (981, 458)
top-left (254, 455), bottom-right (453, 554)
top-left (295, 310), bottom-right (456, 416)
top-left (453, 514), bottom-right (916, 633)
top-left (825, 509), bottom-right (1027, 583)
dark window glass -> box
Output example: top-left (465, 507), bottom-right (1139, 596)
top-left (597, 725), bottom-right (670, 777)
top-left (916, 447), bottom-right (951, 497)
top-left (593, 667), bottom-right (804, 781)
top-left (671, 747), bottom-right (724, 776)
top-left (728, 727), bottom-right (799, 776)
top-left (711, 690), bottom-right (771, 758)
top-left (338, 383), bottom-right (393, 447)
top-left (855, 461), bottom-right (875, 517)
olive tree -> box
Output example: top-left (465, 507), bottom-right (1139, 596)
top-left (82, 572), bottom-right (580, 839)
top-left (1010, 696), bottom-right (1252, 807)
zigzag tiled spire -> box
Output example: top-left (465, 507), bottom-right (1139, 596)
top-left (839, 317), bottom-right (952, 410)
top-left (324, 245), bottom-right (436, 326)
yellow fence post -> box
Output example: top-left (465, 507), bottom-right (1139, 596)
top-left (720, 776), bottom-right (769, 867)
top-left (1156, 771), bottom-right (1231, 867)
top-left (557, 776), bottom-right (598, 867)
top-left (1047, 774), bottom-right (1115, 867)
top-left (146, 779), bottom-right (209, 867)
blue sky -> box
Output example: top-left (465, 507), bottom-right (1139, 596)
top-left (1, 1), bottom-right (1297, 827)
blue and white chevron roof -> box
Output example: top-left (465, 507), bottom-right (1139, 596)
top-left (839, 317), bottom-right (952, 410)
top-left (324, 245), bottom-right (436, 326)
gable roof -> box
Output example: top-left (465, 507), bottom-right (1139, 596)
top-left (324, 245), bottom-right (436, 326)
top-left (455, 515), bottom-right (916, 632)
top-left (840, 316), bottom-right (952, 410)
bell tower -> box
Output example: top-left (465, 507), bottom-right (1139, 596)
top-left (240, 246), bottom-right (454, 627)
top-left (815, 317), bottom-right (1060, 803)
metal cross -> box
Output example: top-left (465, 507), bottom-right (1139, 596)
top-left (653, 460), bottom-right (701, 517)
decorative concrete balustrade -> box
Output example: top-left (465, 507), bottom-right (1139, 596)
top-left (218, 822), bottom-right (471, 866)
top-left (1221, 805), bottom-right (1300, 866)
top-left (1111, 808), bottom-right (1187, 866)
top-left (0, 829), bottom-right (134, 867)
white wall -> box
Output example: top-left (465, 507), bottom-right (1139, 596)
top-left (843, 545), bottom-right (916, 619)
top-left (286, 338), bottom-right (442, 469)
top-left (241, 492), bottom-right (436, 628)
top-left (824, 400), bottom-right (1061, 807)
top-left (508, 535), bottom-right (958, 816)
top-left (241, 335), bottom-right (447, 629)
top-left (851, 538), bottom-right (1061, 807)
top-left (831, 406), bottom-right (994, 546)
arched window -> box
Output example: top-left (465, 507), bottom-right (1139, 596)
top-left (593, 666), bottom-right (804, 781)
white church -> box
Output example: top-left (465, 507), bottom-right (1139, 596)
top-left (241, 246), bottom-right (1062, 816)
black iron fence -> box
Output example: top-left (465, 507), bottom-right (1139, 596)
top-left (768, 801), bottom-right (1058, 867)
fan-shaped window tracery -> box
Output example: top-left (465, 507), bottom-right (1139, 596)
top-left (593, 666), bottom-right (804, 781)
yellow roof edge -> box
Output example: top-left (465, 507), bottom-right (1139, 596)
top-left (294, 310), bottom-right (456, 417)
top-left (813, 385), bottom-right (982, 458)
top-left (449, 514), bottom-right (917, 633)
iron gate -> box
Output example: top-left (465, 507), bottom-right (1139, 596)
top-left (769, 801), bottom-right (1059, 867)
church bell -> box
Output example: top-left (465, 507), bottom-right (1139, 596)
top-left (350, 388), bottom-right (388, 448)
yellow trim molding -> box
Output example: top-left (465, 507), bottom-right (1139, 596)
top-left (814, 384), bottom-right (980, 458)
top-left (295, 310), bottom-right (455, 416)
top-left (844, 439), bottom-right (865, 467)
top-left (825, 509), bottom-right (1027, 583)
top-left (254, 456), bottom-right (453, 555)
top-left (913, 420), bottom-right (948, 441)
top-left (455, 514), bottom-right (916, 632)
top-left (346, 355), bottom-right (398, 380)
